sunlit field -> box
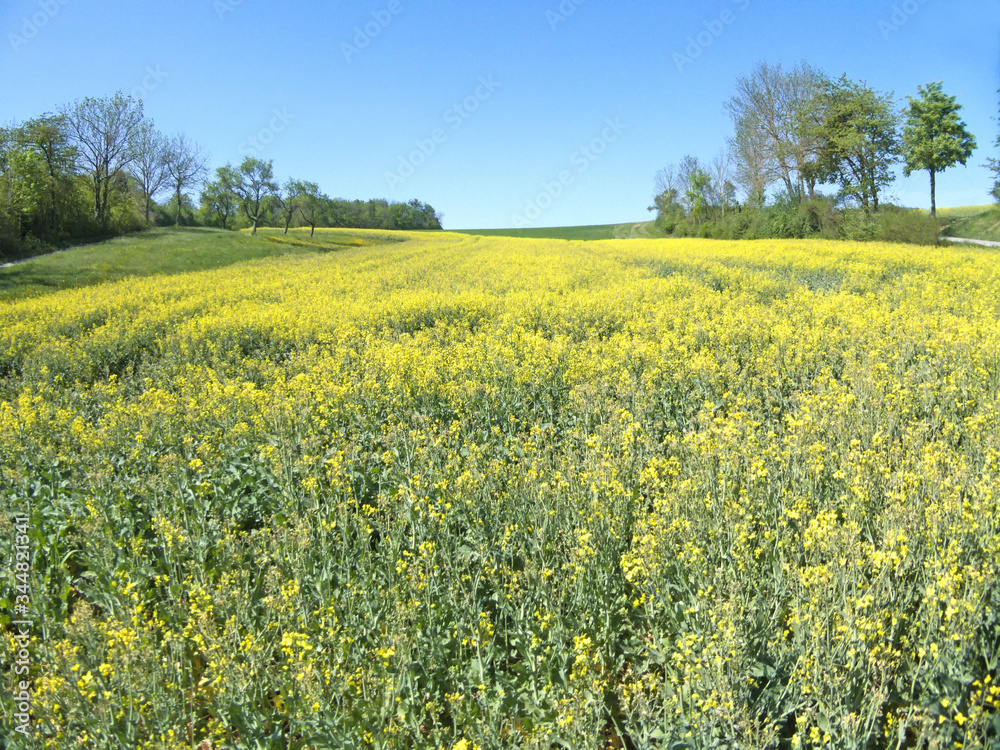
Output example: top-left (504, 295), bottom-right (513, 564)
top-left (2, 229), bottom-right (999, 749)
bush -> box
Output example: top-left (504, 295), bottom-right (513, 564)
top-left (655, 194), bottom-right (942, 246)
top-left (873, 205), bottom-right (941, 245)
top-left (838, 208), bottom-right (879, 242)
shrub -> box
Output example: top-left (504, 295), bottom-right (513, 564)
top-left (873, 205), bottom-right (942, 245)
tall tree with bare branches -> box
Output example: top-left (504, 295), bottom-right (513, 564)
top-left (131, 120), bottom-right (170, 224)
top-left (726, 61), bottom-right (824, 202)
top-left (64, 92), bottom-right (145, 229)
top-left (165, 134), bottom-right (209, 227)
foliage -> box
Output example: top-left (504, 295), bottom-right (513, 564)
top-left (325, 197), bottom-right (442, 232)
top-left (810, 75), bottom-right (900, 212)
top-left (653, 64), bottom-right (957, 244)
top-left (199, 167), bottom-right (240, 230)
top-left (0, 118), bottom-right (96, 260)
top-left (229, 158), bottom-right (278, 236)
top-left (2, 231), bottom-right (999, 748)
top-left (63, 92), bottom-right (147, 231)
top-left (902, 82), bottom-right (977, 216)
top-left (870, 204), bottom-right (942, 245)
top-left (725, 61), bottom-right (825, 202)
top-left (1, 96), bottom-right (443, 261)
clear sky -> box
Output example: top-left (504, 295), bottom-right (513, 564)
top-left (2, 0), bottom-right (998, 229)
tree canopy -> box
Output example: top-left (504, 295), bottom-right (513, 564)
top-left (902, 82), bottom-right (977, 216)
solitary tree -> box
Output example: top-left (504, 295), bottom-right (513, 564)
top-left (812, 76), bottom-right (899, 212)
top-left (902, 82), bottom-right (977, 217)
top-left (292, 180), bottom-right (325, 236)
top-left (232, 158), bottom-right (277, 235)
top-left (165, 134), bottom-right (209, 227)
top-left (64, 92), bottom-right (145, 229)
top-left (275, 178), bottom-right (303, 234)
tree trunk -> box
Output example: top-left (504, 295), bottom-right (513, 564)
top-left (47, 157), bottom-right (59, 233)
top-left (251, 218), bottom-right (258, 235)
top-left (99, 178), bottom-right (109, 229)
top-left (175, 184), bottom-right (182, 227)
top-left (94, 175), bottom-right (104, 228)
top-left (930, 170), bottom-right (937, 217)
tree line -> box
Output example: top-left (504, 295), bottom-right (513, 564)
top-left (651, 62), bottom-right (987, 242)
top-left (198, 158), bottom-right (441, 236)
top-left (0, 92), bottom-right (441, 260)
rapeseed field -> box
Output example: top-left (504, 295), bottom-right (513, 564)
top-left (1, 229), bottom-right (999, 749)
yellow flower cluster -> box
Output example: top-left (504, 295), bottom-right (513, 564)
top-left (1, 228), bottom-right (999, 748)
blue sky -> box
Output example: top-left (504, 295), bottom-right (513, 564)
top-left (2, 0), bottom-right (998, 229)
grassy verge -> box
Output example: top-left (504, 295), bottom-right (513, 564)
top-left (928, 204), bottom-right (995, 220)
top-left (941, 205), bottom-right (1000, 242)
top-left (0, 226), bottom-right (396, 301)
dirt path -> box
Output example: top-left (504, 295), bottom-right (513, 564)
top-left (613, 221), bottom-right (659, 239)
top-left (0, 254), bottom-right (43, 270)
top-left (943, 236), bottom-right (1000, 248)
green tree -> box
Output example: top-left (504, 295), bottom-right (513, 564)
top-left (675, 154), bottom-right (714, 225)
top-left (0, 127), bottom-right (45, 242)
top-left (291, 180), bottom-right (325, 236)
top-left (902, 82), bottom-right (977, 216)
top-left (389, 199), bottom-right (440, 230)
top-left (812, 76), bottom-right (900, 212)
top-left (231, 158), bottom-right (277, 235)
top-left (275, 178), bottom-right (303, 234)
top-left (0, 116), bottom-right (80, 247)
top-left (200, 166), bottom-right (239, 230)
top-left (23, 116), bottom-right (77, 235)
